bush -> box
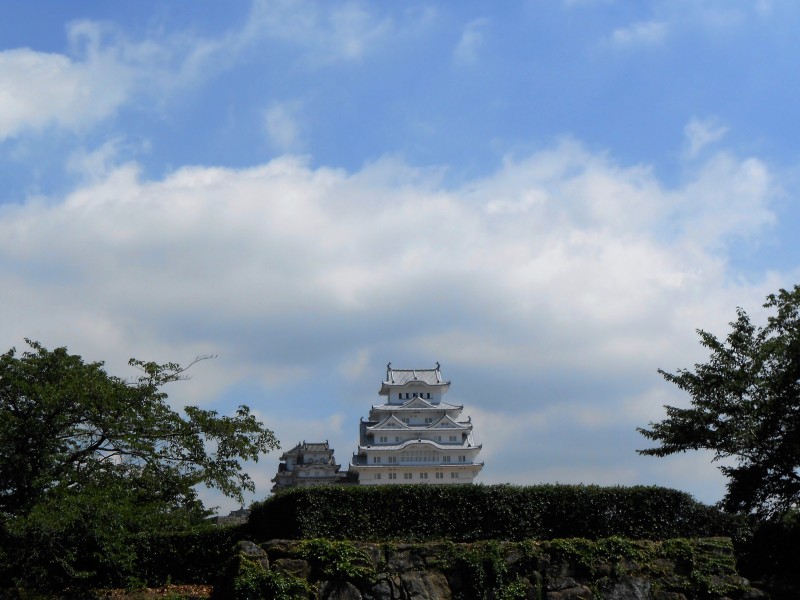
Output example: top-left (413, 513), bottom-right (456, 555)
top-left (130, 524), bottom-right (246, 586)
top-left (735, 511), bottom-right (800, 600)
top-left (248, 484), bottom-right (747, 542)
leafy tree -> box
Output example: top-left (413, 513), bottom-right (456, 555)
top-left (0, 339), bottom-right (279, 590)
top-left (638, 285), bottom-right (800, 519)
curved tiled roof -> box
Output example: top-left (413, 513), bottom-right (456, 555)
top-left (356, 438), bottom-right (483, 453)
top-left (379, 363), bottom-right (451, 395)
top-left (365, 414), bottom-right (471, 432)
top-left (278, 440), bottom-right (333, 460)
top-left (371, 400), bottom-right (464, 412)
top-left (386, 366), bottom-right (442, 385)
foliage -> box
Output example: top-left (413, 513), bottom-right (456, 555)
top-left (658, 537), bottom-right (747, 598)
top-left (435, 537), bottom-right (748, 600)
top-left (0, 340), bottom-right (278, 592)
top-left (548, 536), bottom-right (649, 578)
top-left (638, 285), bottom-right (800, 519)
top-left (447, 541), bottom-right (515, 600)
top-left (229, 555), bottom-right (309, 600)
top-left (238, 536), bottom-right (753, 600)
top-left (131, 524), bottom-right (246, 586)
top-left (297, 539), bottom-right (374, 582)
top-left (248, 484), bottom-right (745, 542)
top-left (736, 509), bottom-right (800, 599)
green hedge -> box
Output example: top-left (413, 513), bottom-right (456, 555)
top-left (0, 520), bottom-right (245, 593)
top-left (248, 484), bottom-right (748, 542)
top-left (128, 523), bottom-right (245, 586)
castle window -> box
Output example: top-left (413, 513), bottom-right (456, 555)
top-left (459, 455), bottom-right (466, 462)
top-left (398, 393), bottom-right (402, 400)
top-left (404, 473), bottom-right (412, 480)
top-left (388, 456), bottom-right (397, 463)
top-left (373, 457), bottom-right (381, 464)
top-left (435, 472), bottom-right (444, 479)
top-left (449, 435), bottom-right (457, 442)
top-left (443, 455), bottom-right (450, 462)
top-left (389, 473), bottom-right (397, 480)
top-left (406, 393), bottom-right (410, 399)
top-left (379, 436), bottom-right (387, 443)
top-left (419, 472), bottom-right (428, 479)
top-left (451, 472), bottom-right (459, 479)
top-left (413, 393), bottom-right (418, 398)
top-left (375, 473), bottom-right (382, 480)
top-left (427, 393), bottom-right (431, 399)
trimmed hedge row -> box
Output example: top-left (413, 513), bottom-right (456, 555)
top-left (248, 484), bottom-right (748, 543)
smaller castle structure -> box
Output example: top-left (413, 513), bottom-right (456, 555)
top-left (271, 441), bottom-right (344, 492)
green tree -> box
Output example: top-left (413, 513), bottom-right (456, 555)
top-left (638, 285), bottom-right (800, 519)
top-left (0, 339), bottom-right (279, 590)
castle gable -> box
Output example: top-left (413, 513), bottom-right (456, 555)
top-left (431, 415), bottom-right (468, 429)
top-left (368, 415), bottom-right (409, 430)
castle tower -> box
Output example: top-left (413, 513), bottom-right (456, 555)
top-left (349, 363), bottom-right (483, 484)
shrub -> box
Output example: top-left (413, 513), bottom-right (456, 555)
top-left (248, 484), bottom-right (746, 542)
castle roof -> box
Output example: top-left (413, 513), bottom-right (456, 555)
top-left (379, 362), bottom-right (451, 395)
top-left (365, 414), bottom-right (471, 432)
top-left (355, 438), bottom-right (482, 454)
top-left (279, 441), bottom-right (333, 460)
top-left (371, 398), bottom-right (464, 412)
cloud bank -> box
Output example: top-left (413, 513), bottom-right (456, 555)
top-left (0, 136), bottom-right (786, 509)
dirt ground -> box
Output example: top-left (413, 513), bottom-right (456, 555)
top-left (93, 584), bottom-right (213, 599)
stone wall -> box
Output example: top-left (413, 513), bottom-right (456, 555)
top-left (219, 537), bottom-right (767, 600)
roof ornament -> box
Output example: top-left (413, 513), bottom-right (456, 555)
top-left (435, 361), bottom-right (440, 370)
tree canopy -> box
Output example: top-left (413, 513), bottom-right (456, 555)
top-left (638, 285), bottom-right (800, 519)
top-left (0, 339), bottom-right (279, 589)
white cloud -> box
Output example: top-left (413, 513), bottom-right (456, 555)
top-left (678, 153), bottom-right (774, 244)
top-left (0, 19), bottom-right (238, 140)
top-left (0, 138), bottom-right (788, 510)
top-left (0, 44), bottom-right (133, 140)
top-left (339, 349), bottom-right (372, 381)
top-left (1, 140), bottom-right (778, 377)
top-left (610, 20), bottom-right (668, 46)
top-left (0, 3), bottom-right (430, 144)
top-left (454, 18), bottom-right (488, 65)
top-left (246, 0), bottom-right (393, 64)
top-left (683, 117), bottom-right (729, 158)
top-left (66, 136), bottom-right (153, 182)
top-left (0, 7), bottom-right (341, 141)
top-left (264, 101), bottom-right (303, 152)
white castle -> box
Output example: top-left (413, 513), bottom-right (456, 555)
top-left (349, 363), bottom-right (483, 484)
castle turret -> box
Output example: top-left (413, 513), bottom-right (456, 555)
top-left (271, 441), bottom-right (343, 492)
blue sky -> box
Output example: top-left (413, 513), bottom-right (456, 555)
top-left (2, 0), bottom-right (799, 513)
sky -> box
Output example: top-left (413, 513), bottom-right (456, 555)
top-left (2, 0), bottom-right (799, 514)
